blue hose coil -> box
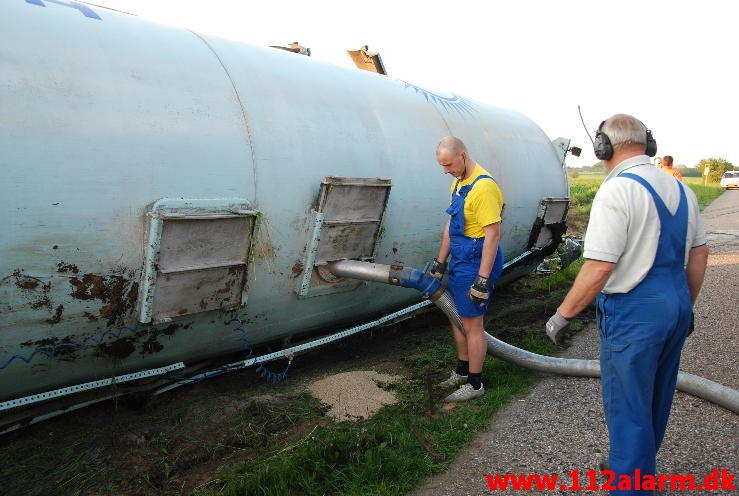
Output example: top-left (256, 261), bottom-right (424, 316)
top-left (161, 310), bottom-right (291, 384)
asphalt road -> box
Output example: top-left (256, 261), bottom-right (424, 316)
top-left (409, 190), bottom-right (738, 496)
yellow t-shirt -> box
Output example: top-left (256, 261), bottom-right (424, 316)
top-left (449, 163), bottom-right (504, 238)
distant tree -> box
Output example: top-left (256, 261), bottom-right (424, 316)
top-left (678, 166), bottom-right (701, 178)
top-left (696, 158), bottom-right (735, 182)
top-left (575, 161), bottom-right (606, 173)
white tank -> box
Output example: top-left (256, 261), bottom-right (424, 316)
top-left (0, 1), bottom-right (569, 404)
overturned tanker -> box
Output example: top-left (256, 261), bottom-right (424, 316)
top-left (0, 2), bottom-right (572, 424)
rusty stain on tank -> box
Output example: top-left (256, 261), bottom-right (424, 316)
top-left (69, 274), bottom-right (108, 300)
top-left (11, 269), bottom-right (42, 290)
top-left (97, 337), bottom-right (135, 359)
top-left (16, 278), bottom-right (39, 290)
top-left (136, 323), bottom-right (180, 355)
top-left (291, 260), bottom-right (304, 277)
top-left (56, 261), bottom-right (80, 274)
top-left (216, 277), bottom-right (236, 295)
top-left (21, 337), bottom-right (58, 347)
top-left (68, 274), bottom-right (139, 325)
top-left (83, 312), bottom-right (98, 322)
top-left (141, 335), bottom-right (164, 354)
top-left (20, 335), bottom-right (77, 358)
top-left (46, 304), bottom-right (64, 324)
top-left (29, 296), bottom-right (51, 310)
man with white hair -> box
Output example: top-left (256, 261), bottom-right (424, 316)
top-left (545, 114), bottom-right (708, 495)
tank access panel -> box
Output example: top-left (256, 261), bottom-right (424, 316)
top-left (138, 198), bottom-right (258, 323)
top-left (296, 177), bottom-right (391, 298)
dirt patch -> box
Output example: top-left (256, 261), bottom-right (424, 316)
top-left (566, 214), bottom-right (589, 236)
top-left (308, 370), bottom-right (401, 421)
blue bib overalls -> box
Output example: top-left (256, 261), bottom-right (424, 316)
top-left (597, 173), bottom-right (692, 495)
top-left (446, 175), bottom-right (504, 317)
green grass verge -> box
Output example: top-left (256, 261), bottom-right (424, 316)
top-left (570, 173), bottom-right (724, 218)
top-left (569, 176), bottom-right (604, 216)
top-left (683, 177), bottom-right (726, 210)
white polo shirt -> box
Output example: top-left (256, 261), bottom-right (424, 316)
top-left (583, 155), bottom-right (707, 294)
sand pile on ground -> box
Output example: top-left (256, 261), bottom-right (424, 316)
top-left (308, 371), bottom-right (401, 421)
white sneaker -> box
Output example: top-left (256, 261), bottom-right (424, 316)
top-left (444, 383), bottom-right (485, 402)
top-left (438, 371), bottom-right (468, 388)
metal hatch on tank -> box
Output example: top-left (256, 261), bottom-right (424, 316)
top-left (0, 1), bottom-right (573, 429)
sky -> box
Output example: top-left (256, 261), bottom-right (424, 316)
top-left (87, 0), bottom-right (737, 168)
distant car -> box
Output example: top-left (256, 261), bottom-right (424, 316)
top-left (720, 171), bottom-right (739, 189)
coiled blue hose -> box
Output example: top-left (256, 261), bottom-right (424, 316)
top-left (161, 310), bottom-right (291, 384)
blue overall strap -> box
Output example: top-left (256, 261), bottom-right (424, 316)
top-left (618, 172), bottom-right (687, 222)
top-left (619, 172), bottom-right (688, 272)
top-left (454, 174), bottom-right (493, 196)
top-left (447, 174), bottom-right (496, 237)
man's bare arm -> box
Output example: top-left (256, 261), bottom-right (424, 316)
top-left (478, 222), bottom-right (501, 276)
top-left (686, 244), bottom-right (709, 303)
top-left (436, 219), bottom-right (451, 263)
top-left (557, 259), bottom-right (616, 319)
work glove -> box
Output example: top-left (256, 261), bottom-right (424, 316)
top-left (429, 258), bottom-right (447, 280)
top-left (545, 310), bottom-right (570, 345)
top-left (687, 311), bottom-right (695, 337)
top-left (468, 275), bottom-right (490, 305)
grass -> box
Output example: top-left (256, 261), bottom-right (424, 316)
top-left (569, 176), bottom-right (604, 217)
top-left (682, 177), bottom-right (726, 209)
top-left (568, 172), bottom-right (725, 235)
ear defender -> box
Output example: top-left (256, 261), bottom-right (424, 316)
top-left (644, 129), bottom-right (657, 157)
top-left (593, 120), bottom-right (613, 160)
top-left (593, 120), bottom-right (658, 160)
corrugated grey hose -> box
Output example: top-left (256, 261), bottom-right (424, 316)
top-left (328, 260), bottom-right (739, 414)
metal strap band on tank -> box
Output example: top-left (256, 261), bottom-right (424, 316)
top-left (0, 361), bottom-right (185, 412)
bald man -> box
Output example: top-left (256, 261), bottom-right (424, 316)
top-left (430, 137), bottom-right (504, 401)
